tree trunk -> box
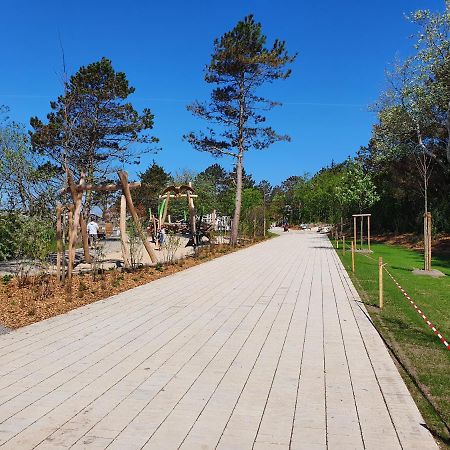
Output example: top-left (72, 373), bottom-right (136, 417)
top-left (230, 156), bottom-right (243, 246)
top-left (118, 170), bottom-right (158, 264)
top-left (446, 100), bottom-right (450, 163)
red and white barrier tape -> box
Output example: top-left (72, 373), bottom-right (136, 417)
top-left (384, 268), bottom-right (450, 351)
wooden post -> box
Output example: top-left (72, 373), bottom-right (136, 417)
top-left (120, 195), bottom-right (131, 269)
top-left (367, 215), bottom-right (371, 251)
top-left (379, 257), bottom-right (383, 309)
top-left (79, 216), bottom-right (91, 263)
top-left (424, 212), bottom-right (432, 271)
top-left (118, 170), bottom-right (158, 264)
top-left (353, 216), bottom-right (357, 252)
top-left (67, 172), bottom-right (85, 281)
top-left (61, 209), bottom-right (66, 284)
top-left (67, 205), bottom-right (74, 282)
top-left (342, 235), bottom-right (345, 254)
top-left (351, 240), bottom-right (355, 273)
top-left (187, 182), bottom-right (197, 245)
top-left (67, 172), bottom-right (91, 264)
top-left (360, 216), bottom-right (363, 250)
top-left (56, 204), bottom-right (62, 283)
top-left (428, 213), bottom-right (432, 271)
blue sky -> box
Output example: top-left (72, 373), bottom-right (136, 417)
top-left (0, 0), bottom-right (445, 186)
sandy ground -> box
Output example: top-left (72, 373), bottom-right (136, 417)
top-left (0, 235), bottom-right (197, 276)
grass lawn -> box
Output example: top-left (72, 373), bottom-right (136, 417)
top-left (336, 242), bottom-right (450, 449)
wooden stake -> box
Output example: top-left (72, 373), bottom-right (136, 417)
top-left (360, 216), bottom-right (363, 250)
top-left (423, 212), bottom-right (432, 271)
top-left (187, 182), bottom-right (197, 245)
top-left (367, 215), bottom-right (371, 251)
top-left (56, 204), bottom-right (62, 283)
top-left (67, 205), bottom-right (74, 282)
top-left (120, 195), bottom-right (131, 269)
top-left (79, 215), bottom-right (91, 263)
top-left (353, 216), bottom-right (357, 252)
top-left (379, 256), bottom-right (384, 309)
top-left (351, 240), bottom-right (355, 273)
top-left (118, 170), bottom-right (158, 263)
top-left (427, 212), bottom-right (432, 270)
top-left (342, 235), bottom-right (345, 254)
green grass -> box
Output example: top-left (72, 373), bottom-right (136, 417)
top-left (336, 242), bottom-right (450, 448)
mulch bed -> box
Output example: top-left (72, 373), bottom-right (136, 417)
top-left (0, 243), bottom-right (254, 330)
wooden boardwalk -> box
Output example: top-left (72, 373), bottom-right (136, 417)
top-left (0, 232), bottom-right (437, 449)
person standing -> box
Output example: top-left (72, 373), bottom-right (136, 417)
top-left (158, 227), bottom-right (166, 250)
top-left (87, 219), bottom-right (99, 248)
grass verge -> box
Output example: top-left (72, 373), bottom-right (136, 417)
top-left (336, 242), bottom-right (450, 448)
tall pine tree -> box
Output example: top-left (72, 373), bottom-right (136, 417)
top-left (185, 15), bottom-right (296, 245)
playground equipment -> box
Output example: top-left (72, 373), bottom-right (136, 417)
top-left (58, 170), bottom-right (159, 283)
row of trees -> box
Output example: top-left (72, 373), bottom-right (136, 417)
top-left (0, 15), bottom-right (295, 247)
top-left (1, 5), bottom-right (449, 254)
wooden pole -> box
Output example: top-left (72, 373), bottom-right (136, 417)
top-left (61, 210), bottom-right (66, 284)
top-left (79, 215), bottom-right (91, 263)
top-left (428, 213), bottom-right (432, 271)
top-left (424, 212), bottom-right (432, 271)
top-left (67, 172), bottom-right (85, 281)
top-left (353, 216), bottom-right (357, 252)
top-left (351, 240), bottom-right (355, 273)
top-left (187, 182), bottom-right (197, 245)
top-left (423, 213), bottom-right (427, 271)
top-left (379, 256), bottom-right (384, 309)
top-left (67, 172), bottom-right (91, 264)
top-left (343, 235), bottom-right (345, 254)
top-left (367, 215), bottom-right (371, 251)
top-left (56, 204), bottom-right (62, 283)
top-left (120, 195), bottom-right (131, 269)
top-left (67, 205), bottom-right (74, 281)
top-left (360, 216), bottom-right (363, 250)
top-left (118, 170), bottom-right (158, 264)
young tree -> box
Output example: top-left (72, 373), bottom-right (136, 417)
top-left (185, 15), bottom-right (296, 245)
top-left (0, 110), bottom-right (57, 216)
top-left (30, 57), bottom-right (158, 217)
top-left (338, 160), bottom-right (380, 214)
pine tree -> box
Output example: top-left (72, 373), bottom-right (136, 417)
top-left (185, 15), bottom-right (296, 245)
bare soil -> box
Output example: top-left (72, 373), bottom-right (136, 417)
top-left (372, 232), bottom-right (450, 258)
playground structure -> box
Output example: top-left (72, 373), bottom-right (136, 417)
top-left (56, 172), bottom-right (225, 284)
top-left (57, 170), bottom-right (175, 283)
top-left (352, 213), bottom-right (372, 252)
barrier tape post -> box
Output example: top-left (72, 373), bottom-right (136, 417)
top-left (379, 256), bottom-right (383, 309)
top-left (351, 240), bottom-right (355, 273)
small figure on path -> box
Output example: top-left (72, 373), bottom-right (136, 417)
top-left (87, 218), bottom-right (99, 248)
top-left (283, 221), bottom-right (289, 232)
top-left (158, 227), bottom-right (166, 250)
